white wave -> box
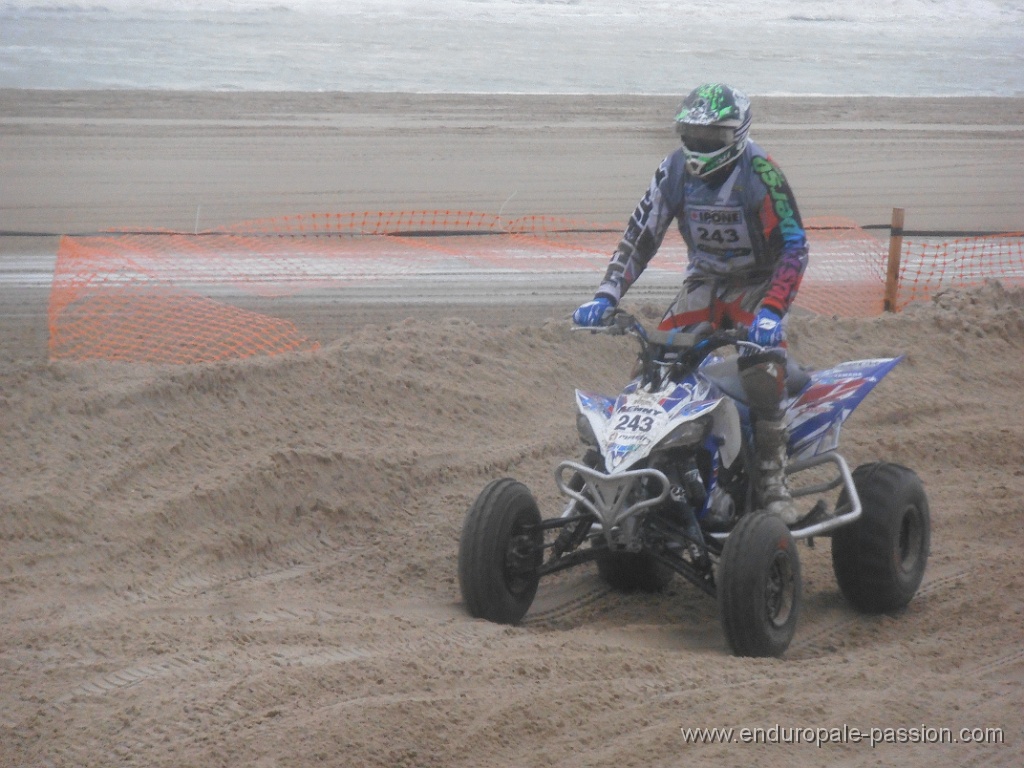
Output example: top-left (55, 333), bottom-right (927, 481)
top-left (2, 0), bottom-right (1020, 21)
top-left (1, 0), bottom-right (1021, 94)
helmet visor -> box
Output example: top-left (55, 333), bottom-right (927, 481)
top-left (677, 123), bottom-right (735, 154)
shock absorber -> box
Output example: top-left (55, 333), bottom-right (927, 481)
top-left (681, 459), bottom-right (707, 510)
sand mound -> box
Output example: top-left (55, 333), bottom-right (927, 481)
top-left (2, 284), bottom-right (1022, 767)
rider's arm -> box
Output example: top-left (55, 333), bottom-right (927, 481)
top-left (594, 156), bottom-right (678, 304)
top-left (750, 155), bottom-right (809, 317)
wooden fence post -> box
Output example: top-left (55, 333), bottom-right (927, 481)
top-left (883, 207), bottom-right (905, 312)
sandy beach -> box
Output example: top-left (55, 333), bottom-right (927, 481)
top-left (1, 92), bottom-right (1023, 767)
top-left (3, 91), bottom-right (1024, 235)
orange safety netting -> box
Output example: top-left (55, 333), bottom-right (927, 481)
top-left (49, 236), bottom-right (318, 363)
top-left (894, 232), bottom-right (1024, 310)
top-left (47, 211), bottom-right (1023, 364)
top-left (795, 217), bottom-right (889, 318)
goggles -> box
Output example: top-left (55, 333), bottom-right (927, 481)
top-left (676, 123), bottom-right (735, 154)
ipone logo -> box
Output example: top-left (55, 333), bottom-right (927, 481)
top-left (690, 210), bottom-right (741, 225)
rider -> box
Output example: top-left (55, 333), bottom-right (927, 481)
top-left (572, 83), bottom-right (809, 525)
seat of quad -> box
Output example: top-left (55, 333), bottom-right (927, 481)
top-left (701, 354), bottom-right (811, 402)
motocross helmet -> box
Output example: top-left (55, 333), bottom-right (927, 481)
top-left (674, 83), bottom-right (752, 178)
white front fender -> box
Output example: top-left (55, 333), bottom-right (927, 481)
top-left (711, 397), bottom-right (742, 469)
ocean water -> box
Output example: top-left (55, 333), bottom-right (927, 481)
top-left (0, 0), bottom-right (1022, 95)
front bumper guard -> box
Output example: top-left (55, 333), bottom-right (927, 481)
top-left (554, 461), bottom-right (670, 532)
top-left (556, 451), bottom-right (862, 544)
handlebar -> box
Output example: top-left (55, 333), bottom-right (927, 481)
top-left (570, 308), bottom-right (644, 338)
top-left (575, 309), bottom-right (755, 351)
top-left (572, 309), bottom-right (770, 379)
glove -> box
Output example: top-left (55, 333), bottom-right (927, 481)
top-left (573, 296), bottom-right (615, 327)
top-left (749, 306), bottom-right (784, 347)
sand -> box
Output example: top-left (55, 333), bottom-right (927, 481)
top-left (3, 91), bottom-right (1024, 235)
top-left (1, 92), bottom-right (1023, 767)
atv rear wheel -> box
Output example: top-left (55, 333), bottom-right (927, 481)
top-left (717, 512), bottom-right (801, 658)
top-left (458, 478), bottom-right (543, 624)
top-left (831, 462), bottom-right (930, 613)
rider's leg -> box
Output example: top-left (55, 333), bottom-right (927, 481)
top-left (739, 350), bottom-right (800, 524)
top-left (660, 275), bottom-right (799, 524)
top-left (659, 273), bottom-right (763, 332)
top-left (658, 274), bottom-right (714, 331)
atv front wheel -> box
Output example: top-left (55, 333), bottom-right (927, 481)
top-left (717, 512), bottom-right (801, 657)
top-left (831, 462), bottom-right (930, 613)
top-left (458, 478), bottom-right (543, 624)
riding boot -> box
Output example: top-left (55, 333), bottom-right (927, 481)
top-left (755, 419), bottom-right (800, 525)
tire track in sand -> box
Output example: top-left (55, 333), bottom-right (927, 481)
top-left (787, 567), bottom-right (971, 660)
top-left (522, 572), bottom-right (611, 628)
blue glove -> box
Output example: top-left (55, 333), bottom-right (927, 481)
top-left (749, 307), bottom-right (784, 347)
top-left (573, 296), bottom-right (615, 327)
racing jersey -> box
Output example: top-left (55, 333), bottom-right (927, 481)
top-left (596, 140), bottom-right (809, 317)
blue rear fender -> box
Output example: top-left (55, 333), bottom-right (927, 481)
top-left (785, 356), bottom-right (904, 460)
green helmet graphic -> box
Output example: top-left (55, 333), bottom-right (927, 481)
top-left (674, 84), bottom-right (753, 178)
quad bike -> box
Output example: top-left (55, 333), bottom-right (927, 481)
top-left (457, 310), bottom-right (930, 657)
